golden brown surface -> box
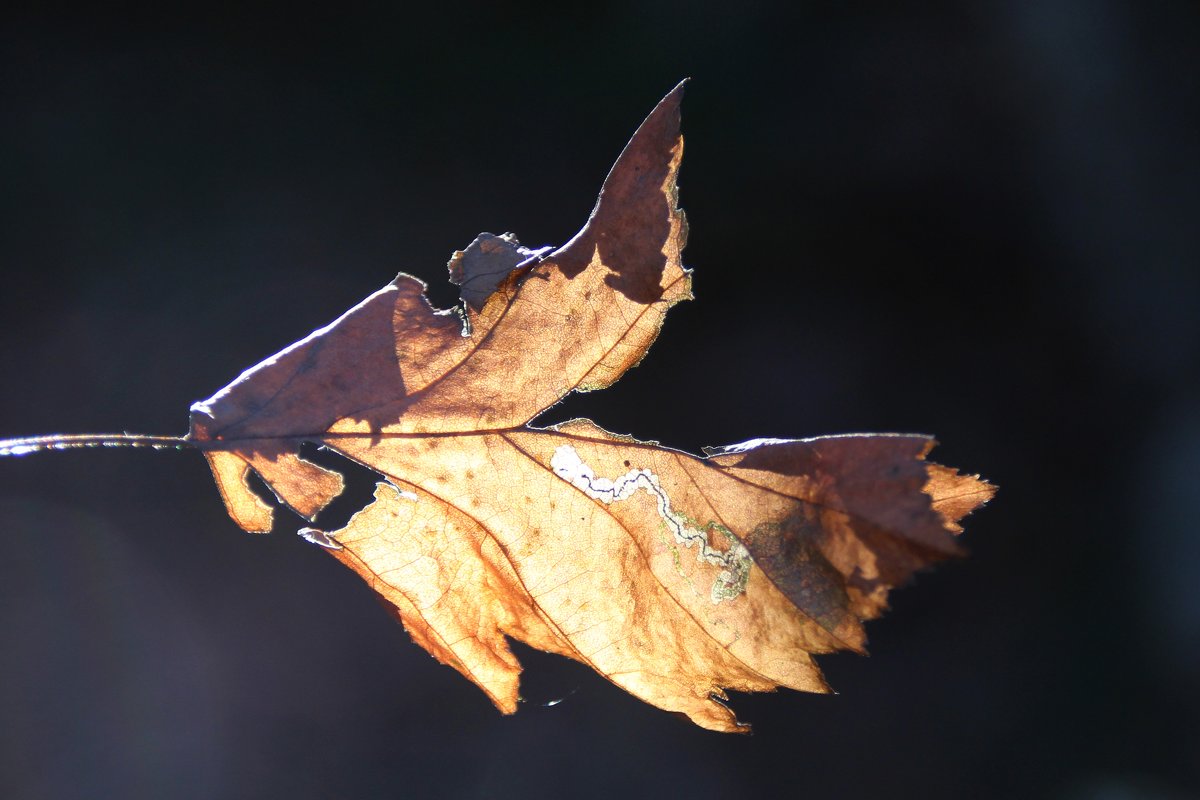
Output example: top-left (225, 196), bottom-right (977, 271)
top-left (186, 83), bottom-right (994, 732)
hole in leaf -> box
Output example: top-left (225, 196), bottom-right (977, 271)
top-left (301, 442), bottom-right (388, 532)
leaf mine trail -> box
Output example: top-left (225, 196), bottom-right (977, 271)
top-left (0, 81), bottom-right (993, 733)
top-left (550, 443), bottom-right (753, 604)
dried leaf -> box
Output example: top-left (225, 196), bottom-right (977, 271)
top-left (8, 82), bottom-right (995, 732)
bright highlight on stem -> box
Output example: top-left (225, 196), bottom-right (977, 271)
top-left (0, 433), bottom-right (191, 457)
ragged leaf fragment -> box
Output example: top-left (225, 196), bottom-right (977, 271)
top-left (183, 82), bottom-right (993, 731)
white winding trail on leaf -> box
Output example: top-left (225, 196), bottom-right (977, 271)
top-left (549, 445), bottom-right (752, 603)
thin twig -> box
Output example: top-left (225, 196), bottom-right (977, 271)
top-left (0, 433), bottom-right (192, 457)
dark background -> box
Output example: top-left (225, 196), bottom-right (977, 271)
top-left (2, 3), bottom-right (1198, 798)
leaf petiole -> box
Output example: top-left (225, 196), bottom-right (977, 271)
top-left (0, 433), bottom-right (193, 457)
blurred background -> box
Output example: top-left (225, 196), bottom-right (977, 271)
top-left (1, 3), bottom-right (1197, 798)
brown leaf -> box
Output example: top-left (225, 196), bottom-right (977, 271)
top-left (185, 82), bottom-right (994, 732)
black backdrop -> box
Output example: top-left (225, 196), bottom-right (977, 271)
top-left (2, 4), bottom-right (1198, 798)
